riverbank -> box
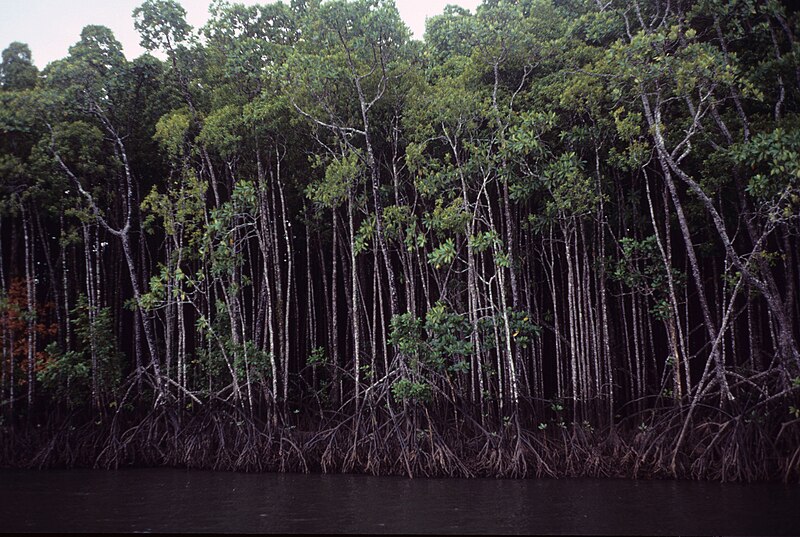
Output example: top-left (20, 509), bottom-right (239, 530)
top-left (2, 403), bottom-right (798, 482)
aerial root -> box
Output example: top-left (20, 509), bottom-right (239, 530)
top-left (4, 403), bottom-right (799, 482)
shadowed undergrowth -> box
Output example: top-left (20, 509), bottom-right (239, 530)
top-left (3, 401), bottom-right (798, 483)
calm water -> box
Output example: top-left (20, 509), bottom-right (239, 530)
top-left (1, 469), bottom-right (798, 534)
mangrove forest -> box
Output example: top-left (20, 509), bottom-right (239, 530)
top-left (1, 0), bottom-right (799, 482)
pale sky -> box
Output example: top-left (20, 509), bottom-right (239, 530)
top-left (0, 0), bottom-right (481, 68)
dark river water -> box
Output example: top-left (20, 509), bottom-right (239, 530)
top-left (1, 469), bottom-right (798, 534)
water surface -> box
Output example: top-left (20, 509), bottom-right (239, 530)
top-left (1, 469), bottom-right (797, 534)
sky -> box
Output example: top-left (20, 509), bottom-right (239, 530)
top-left (0, 0), bottom-right (481, 68)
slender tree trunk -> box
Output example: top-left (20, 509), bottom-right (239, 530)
top-left (22, 207), bottom-right (35, 414)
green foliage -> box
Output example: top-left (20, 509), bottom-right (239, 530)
top-left (205, 180), bottom-right (259, 281)
top-left (141, 169), bottom-right (207, 240)
top-left (194, 302), bottom-right (272, 384)
top-left (389, 302), bottom-right (472, 372)
top-left (154, 110), bottom-right (191, 160)
top-left (198, 104), bottom-right (244, 158)
top-left (307, 151), bottom-right (363, 209)
top-left (425, 302), bottom-right (473, 370)
top-left (48, 122), bottom-right (107, 185)
top-left (233, 341), bottom-right (273, 380)
top-left (427, 238), bottom-right (456, 269)
top-left (475, 308), bottom-right (541, 352)
top-left (541, 152), bottom-right (599, 218)
top-left (354, 215), bottom-right (375, 255)
top-left (307, 346), bottom-right (327, 366)
top-left (1, 42), bottom-right (38, 91)
top-left (611, 235), bottom-right (684, 319)
top-left (424, 197), bottom-right (470, 237)
top-left (506, 310), bottom-right (541, 348)
top-left (388, 312), bottom-right (423, 357)
top-left (732, 125), bottom-right (800, 219)
top-left (469, 230), bottom-right (501, 253)
top-left (134, 0), bottom-right (193, 53)
top-left (68, 25), bottom-right (126, 77)
top-left (391, 378), bottom-right (432, 404)
top-left (382, 204), bottom-right (415, 242)
top-left (39, 295), bottom-right (122, 406)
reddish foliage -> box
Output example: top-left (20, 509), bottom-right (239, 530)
top-left (0, 277), bottom-right (58, 385)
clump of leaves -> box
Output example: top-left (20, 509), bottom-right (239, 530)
top-left (307, 346), bottom-right (327, 366)
top-left (391, 378), bottom-right (432, 404)
top-left (389, 301), bottom-right (472, 371)
top-left (39, 295), bottom-right (121, 407)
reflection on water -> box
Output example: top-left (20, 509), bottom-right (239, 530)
top-left (1, 468), bottom-right (798, 534)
